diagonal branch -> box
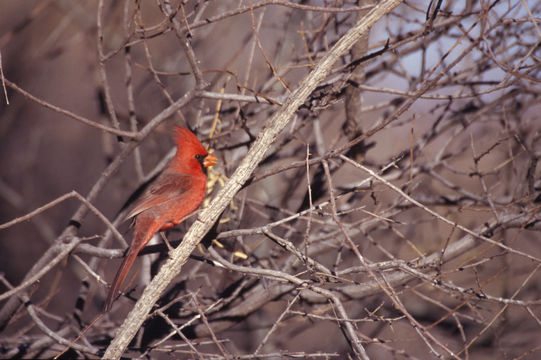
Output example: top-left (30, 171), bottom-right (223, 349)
top-left (102, 1), bottom-right (404, 358)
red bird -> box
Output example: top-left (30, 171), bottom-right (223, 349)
top-left (105, 127), bottom-right (218, 311)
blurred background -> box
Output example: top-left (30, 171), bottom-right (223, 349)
top-left (1, 1), bottom-right (541, 358)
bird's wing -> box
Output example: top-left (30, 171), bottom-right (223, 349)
top-left (125, 171), bottom-right (194, 219)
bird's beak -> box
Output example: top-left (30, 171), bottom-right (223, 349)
top-left (203, 153), bottom-right (218, 167)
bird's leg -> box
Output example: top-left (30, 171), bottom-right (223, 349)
top-left (159, 232), bottom-right (175, 257)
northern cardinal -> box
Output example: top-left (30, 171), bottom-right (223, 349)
top-left (105, 127), bottom-right (218, 311)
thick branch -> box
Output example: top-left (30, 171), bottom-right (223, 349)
top-left (102, 1), bottom-right (404, 358)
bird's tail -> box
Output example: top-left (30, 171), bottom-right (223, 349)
top-left (104, 246), bottom-right (139, 312)
top-left (104, 216), bottom-right (160, 312)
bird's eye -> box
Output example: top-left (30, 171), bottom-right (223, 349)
top-left (194, 154), bottom-right (204, 162)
